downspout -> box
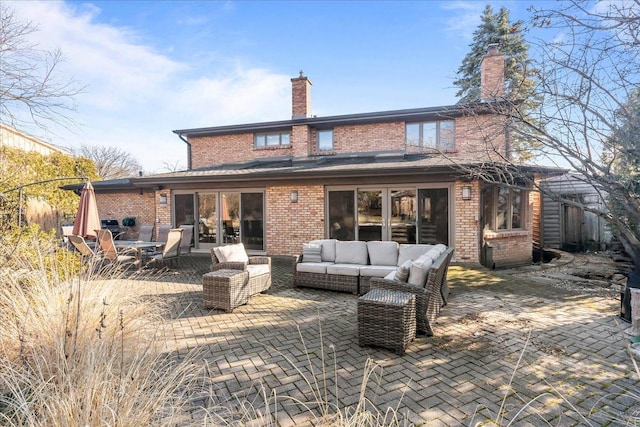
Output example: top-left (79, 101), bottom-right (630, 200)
top-left (505, 122), bottom-right (511, 162)
top-left (178, 133), bottom-right (192, 170)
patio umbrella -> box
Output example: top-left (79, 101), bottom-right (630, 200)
top-left (72, 181), bottom-right (101, 239)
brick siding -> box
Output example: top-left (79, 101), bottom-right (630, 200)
top-left (266, 185), bottom-right (325, 256)
top-left (454, 181), bottom-right (480, 262)
top-left (95, 191), bottom-right (156, 239)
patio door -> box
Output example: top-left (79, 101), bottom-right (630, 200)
top-left (195, 191), bottom-right (264, 252)
top-left (327, 188), bottom-right (416, 242)
top-left (417, 188), bottom-right (449, 245)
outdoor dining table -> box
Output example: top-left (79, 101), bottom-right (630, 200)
top-left (114, 240), bottom-right (164, 267)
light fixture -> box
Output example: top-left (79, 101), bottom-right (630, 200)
top-left (290, 190), bottom-right (299, 203)
top-left (462, 186), bottom-right (472, 200)
top-left (159, 193), bottom-right (168, 205)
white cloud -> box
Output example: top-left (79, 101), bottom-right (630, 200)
top-left (5, 0), bottom-right (291, 172)
top-left (441, 1), bottom-right (486, 41)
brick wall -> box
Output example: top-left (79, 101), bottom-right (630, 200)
top-left (454, 181), bottom-right (480, 262)
top-left (483, 231), bottom-right (532, 268)
top-left (95, 192), bottom-right (156, 239)
top-left (453, 115), bottom-right (507, 160)
top-left (330, 122), bottom-right (405, 154)
top-left (266, 185), bottom-right (325, 256)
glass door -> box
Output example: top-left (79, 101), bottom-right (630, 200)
top-left (241, 193), bottom-right (264, 251)
top-left (417, 188), bottom-right (449, 245)
top-left (221, 192), bottom-right (240, 244)
top-left (357, 190), bottom-right (383, 241)
top-left (390, 189), bottom-right (416, 244)
top-left (356, 188), bottom-right (416, 242)
top-left (197, 193), bottom-right (218, 249)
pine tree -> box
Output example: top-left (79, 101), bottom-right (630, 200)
top-left (454, 5), bottom-right (539, 161)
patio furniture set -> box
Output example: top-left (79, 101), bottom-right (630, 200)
top-left (65, 224), bottom-right (195, 269)
top-left (201, 239), bottom-right (453, 356)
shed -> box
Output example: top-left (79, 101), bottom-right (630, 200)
top-left (540, 174), bottom-right (611, 252)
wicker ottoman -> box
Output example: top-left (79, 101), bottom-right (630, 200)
top-left (202, 269), bottom-right (250, 312)
top-left (357, 288), bottom-right (416, 355)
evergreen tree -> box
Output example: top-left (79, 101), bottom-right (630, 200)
top-left (454, 5), bottom-right (535, 103)
top-left (454, 5), bottom-right (539, 162)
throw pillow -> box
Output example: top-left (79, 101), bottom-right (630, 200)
top-left (394, 259), bottom-right (412, 282)
top-left (302, 243), bottom-right (322, 263)
top-left (218, 243), bottom-right (249, 263)
top-left (407, 257), bottom-right (433, 287)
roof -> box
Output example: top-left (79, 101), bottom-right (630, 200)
top-left (62, 151), bottom-right (565, 191)
top-left (172, 103), bottom-right (490, 137)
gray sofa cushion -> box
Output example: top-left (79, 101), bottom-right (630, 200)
top-left (326, 264), bottom-right (361, 276)
top-left (296, 262), bottom-right (333, 274)
top-left (359, 265), bottom-right (398, 277)
top-left (366, 241), bottom-right (399, 266)
top-left (397, 244), bottom-right (434, 266)
top-left (310, 239), bottom-right (337, 262)
top-left (335, 241), bottom-right (368, 265)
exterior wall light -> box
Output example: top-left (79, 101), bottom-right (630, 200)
top-left (290, 190), bottom-right (299, 203)
top-left (159, 193), bottom-right (168, 205)
top-left (462, 186), bottom-right (472, 200)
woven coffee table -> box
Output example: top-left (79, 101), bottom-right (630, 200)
top-left (357, 288), bottom-right (416, 355)
top-left (202, 269), bottom-right (250, 312)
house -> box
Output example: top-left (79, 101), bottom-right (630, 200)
top-left (72, 47), bottom-right (561, 268)
top-left (0, 123), bottom-right (71, 156)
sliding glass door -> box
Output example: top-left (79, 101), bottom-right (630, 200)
top-left (328, 187), bottom-right (420, 243)
top-left (174, 190), bottom-right (264, 252)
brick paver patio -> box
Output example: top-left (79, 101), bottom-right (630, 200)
top-left (128, 254), bottom-right (638, 426)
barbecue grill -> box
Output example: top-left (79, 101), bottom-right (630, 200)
top-left (101, 219), bottom-right (124, 240)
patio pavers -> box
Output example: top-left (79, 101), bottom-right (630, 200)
top-left (130, 254), bottom-right (638, 426)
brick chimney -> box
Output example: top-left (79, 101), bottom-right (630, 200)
top-left (480, 44), bottom-right (505, 101)
top-left (291, 71), bottom-right (312, 119)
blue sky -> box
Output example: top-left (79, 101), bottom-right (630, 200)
top-left (8, 0), bottom-right (545, 173)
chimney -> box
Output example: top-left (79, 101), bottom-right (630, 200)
top-left (480, 44), bottom-right (505, 101)
top-left (291, 71), bottom-right (312, 119)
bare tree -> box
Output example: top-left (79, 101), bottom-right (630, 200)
top-left (77, 144), bottom-right (142, 180)
top-left (457, 1), bottom-right (640, 261)
top-left (0, 4), bottom-right (83, 131)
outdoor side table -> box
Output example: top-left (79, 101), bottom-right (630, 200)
top-left (357, 288), bottom-right (416, 355)
top-left (202, 269), bottom-right (250, 312)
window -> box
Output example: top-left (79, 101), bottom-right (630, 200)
top-left (318, 130), bottom-right (334, 152)
top-left (405, 120), bottom-right (455, 151)
top-left (484, 185), bottom-right (525, 231)
top-left (254, 132), bottom-right (290, 147)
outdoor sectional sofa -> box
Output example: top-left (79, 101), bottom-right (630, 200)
top-left (295, 240), bottom-right (454, 335)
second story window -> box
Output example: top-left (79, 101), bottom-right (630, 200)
top-left (405, 120), bottom-right (455, 151)
top-left (254, 132), bottom-right (290, 148)
top-left (318, 130), bottom-right (334, 152)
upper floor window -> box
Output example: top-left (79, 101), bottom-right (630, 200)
top-left (254, 132), bottom-right (290, 148)
top-left (483, 185), bottom-right (525, 231)
top-left (405, 120), bottom-right (455, 151)
top-left (318, 130), bottom-right (334, 152)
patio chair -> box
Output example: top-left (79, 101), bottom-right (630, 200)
top-left (178, 224), bottom-right (194, 254)
top-left (148, 228), bottom-right (183, 268)
top-left (94, 229), bottom-right (137, 266)
top-left (61, 225), bottom-right (74, 248)
top-left (157, 225), bottom-right (171, 244)
top-left (68, 234), bottom-right (96, 259)
top-left (138, 224), bottom-right (154, 242)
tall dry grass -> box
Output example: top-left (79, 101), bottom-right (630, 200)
top-left (0, 234), bottom-right (214, 426)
